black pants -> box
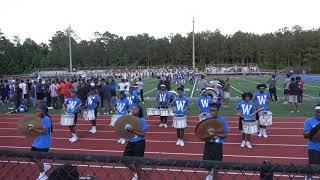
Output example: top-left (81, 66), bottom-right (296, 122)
top-left (308, 150), bottom-right (320, 164)
top-left (123, 140), bottom-right (145, 157)
top-left (51, 96), bottom-right (59, 109)
top-left (269, 88), bottom-right (278, 102)
top-left (140, 89), bottom-right (144, 102)
top-left (297, 90), bottom-right (303, 103)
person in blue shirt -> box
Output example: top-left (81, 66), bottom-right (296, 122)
top-left (203, 102), bottom-right (229, 180)
top-left (123, 105), bottom-right (148, 180)
top-left (115, 91), bottom-right (130, 144)
top-left (253, 84), bottom-right (271, 138)
top-left (171, 87), bottom-right (190, 146)
top-left (86, 88), bottom-right (101, 134)
top-left (64, 90), bottom-right (82, 143)
top-left (236, 92), bottom-right (256, 149)
top-left (156, 84), bottom-right (171, 128)
top-left (126, 86), bottom-right (140, 114)
top-left (197, 89), bottom-right (213, 113)
top-left (304, 104), bottom-right (320, 165)
top-left (30, 105), bottom-right (52, 180)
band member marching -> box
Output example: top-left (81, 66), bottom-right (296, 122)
top-left (171, 87), bottom-right (190, 146)
top-left (197, 89), bottom-right (214, 114)
top-left (123, 105), bottom-right (148, 180)
top-left (30, 105), bottom-right (52, 180)
top-left (303, 104), bottom-right (320, 180)
top-left (115, 91), bottom-right (130, 144)
top-left (203, 103), bottom-right (229, 180)
top-left (156, 84), bottom-right (170, 128)
top-left (236, 92), bottom-right (256, 149)
top-left (86, 88), bottom-right (101, 134)
top-left (253, 84), bottom-right (271, 138)
top-left (64, 90), bottom-right (82, 143)
top-left (126, 86), bottom-right (140, 115)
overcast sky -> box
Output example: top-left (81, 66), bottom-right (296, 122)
top-left (1, 0), bottom-right (320, 44)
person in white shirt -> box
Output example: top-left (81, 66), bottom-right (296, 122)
top-left (124, 79), bottom-right (130, 94)
top-left (136, 78), bottom-right (144, 103)
top-left (119, 79), bottom-right (126, 93)
top-left (19, 80), bottom-right (28, 105)
top-left (49, 81), bottom-right (59, 109)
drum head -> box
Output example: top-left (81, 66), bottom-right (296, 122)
top-left (243, 119), bottom-right (256, 123)
top-left (195, 118), bottom-right (225, 141)
top-left (310, 123), bottom-right (320, 142)
top-left (17, 116), bottom-right (41, 138)
top-left (114, 115), bottom-right (141, 139)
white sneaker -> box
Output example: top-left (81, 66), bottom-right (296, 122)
top-left (120, 138), bottom-right (125, 145)
top-left (163, 124), bottom-right (168, 128)
top-left (89, 128), bottom-right (93, 133)
top-left (176, 139), bottom-right (181, 146)
top-left (262, 130), bottom-right (268, 138)
top-left (290, 110), bottom-right (294, 113)
top-left (180, 140), bottom-right (185, 146)
top-left (246, 141), bottom-right (252, 149)
top-left (258, 130), bottom-right (263, 137)
top-left (90, 127), bottom-right (96, 134)
top-left (240, 141), bottom-right (246, 148)
top-left (205, 174), bottom-right (213, 180)
top-left (283, 102), bottom-right (288, 104)
top-left (305, 176), bottom-right (312, 180)
top-left (43, 164), bottom-right (51, 172)
top-left (37, 172), bottom-right (48, 180)
top-left (70, 136), bottom-right (78, 143)
top-left (117, 138), bottom-right (122, 143)
top-left (131, 173), bottom-right (138, 180)
top-left (68, 137), bottom-right (73, 142)
top-left (159, 123), bottom-right (164, 127)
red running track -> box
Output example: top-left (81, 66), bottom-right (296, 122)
top-left (0, 114), bottom-right (309, 179)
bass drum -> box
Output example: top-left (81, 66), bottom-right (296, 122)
top-left (168, 90), bottom-right (178, 103)
top-left (203, 87), bottom-right (219, 103)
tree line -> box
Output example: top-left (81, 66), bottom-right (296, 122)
top-left (0, 25), bottom-right (320, 75)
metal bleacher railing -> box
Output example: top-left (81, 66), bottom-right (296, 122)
top-left (0, 150), bottom-right (320, 180)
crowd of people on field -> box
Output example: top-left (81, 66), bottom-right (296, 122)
top-left (205, 65), bottom-right (259, 74)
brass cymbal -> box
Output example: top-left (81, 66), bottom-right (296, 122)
top-left (114, 115), bottom-right (141, 139)
top-left (17, 116), bottom-right (41, 138)
top-left (195, 118), bottom-right (225, 141)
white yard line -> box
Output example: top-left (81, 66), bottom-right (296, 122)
top-left (230, 86), bottom-right (243, 94)
top-left (190, 78), bottom-right (198, 98)
top-left (144, 88), bottom-right (157, 95)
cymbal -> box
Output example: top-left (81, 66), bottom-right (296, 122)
top-left (114, 115), bottom-right (141, 139)
top-left (310, 123), bottom-right (320, 142)
top-left (195, 118), bottom-right (225, 141)
top-left (17, 117), bottom-right (41, 138)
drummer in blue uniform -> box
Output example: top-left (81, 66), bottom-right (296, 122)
top-left (86, 88), bottom-right (101, 134)
top-left (126, 86), bottom-right (140, 114)
top-left (197, 89), bottom-right (213, 114)
top-left (203, 102), bottom-right (229, 180)
top-left (253, 84), bottom-right (271, 138)
top-left (236, 92), bottom-right (256, 149)
top-left (115, 91), bottom-right (130, 144)
top-left (304, 104), bottom-right (320, 165)
top-left (156, 84), bottom-right (170, 128)
top-left (64, 90), bottom-right (82, 143)
top-left (171, 87), bottom-right (190, 146)
top-left (123, 105), bottom-right (148, 180)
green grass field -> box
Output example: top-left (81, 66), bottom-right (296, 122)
top-left (1, 76), bottom-right (319, 117)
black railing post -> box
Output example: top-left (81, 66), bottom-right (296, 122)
top-left (260, 160), bottom-right (273, 180)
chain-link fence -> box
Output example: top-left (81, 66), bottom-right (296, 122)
top-left (1, 149), bottom-right (320, 180)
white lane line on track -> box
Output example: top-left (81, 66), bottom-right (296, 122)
top-left (0, 121), bottom-right (304, 129)
top-left (0, 146), bottom-right (307, 160)
top-left (0, 128), bottom-right (304, 137)
top-left (0, 136), bottom-right (307, 147)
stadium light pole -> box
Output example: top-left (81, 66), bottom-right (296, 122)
top-left (68, 26), bottom-right (73, 72)
top-left (192, 17), bottom-right (195, 70)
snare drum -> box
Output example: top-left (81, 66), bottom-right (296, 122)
top-left (172, 116), bottom-right (187, 129)
top-left (198, 112), bottom-right (211, 121)
top-left (83, 109), bottom-right (95, 121)
top-left (60, 113), bottom-right (75, 126)
top-left (160, 108), bottom-right (169, 117)
top-left (147, 108), bottom-right (160, 116)
top-left (259, 111), bottom-right (272, 126)
top-left (242, 119), bottom-right (258, 134)
top-left (110, 115), bottom-right (122, 126)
